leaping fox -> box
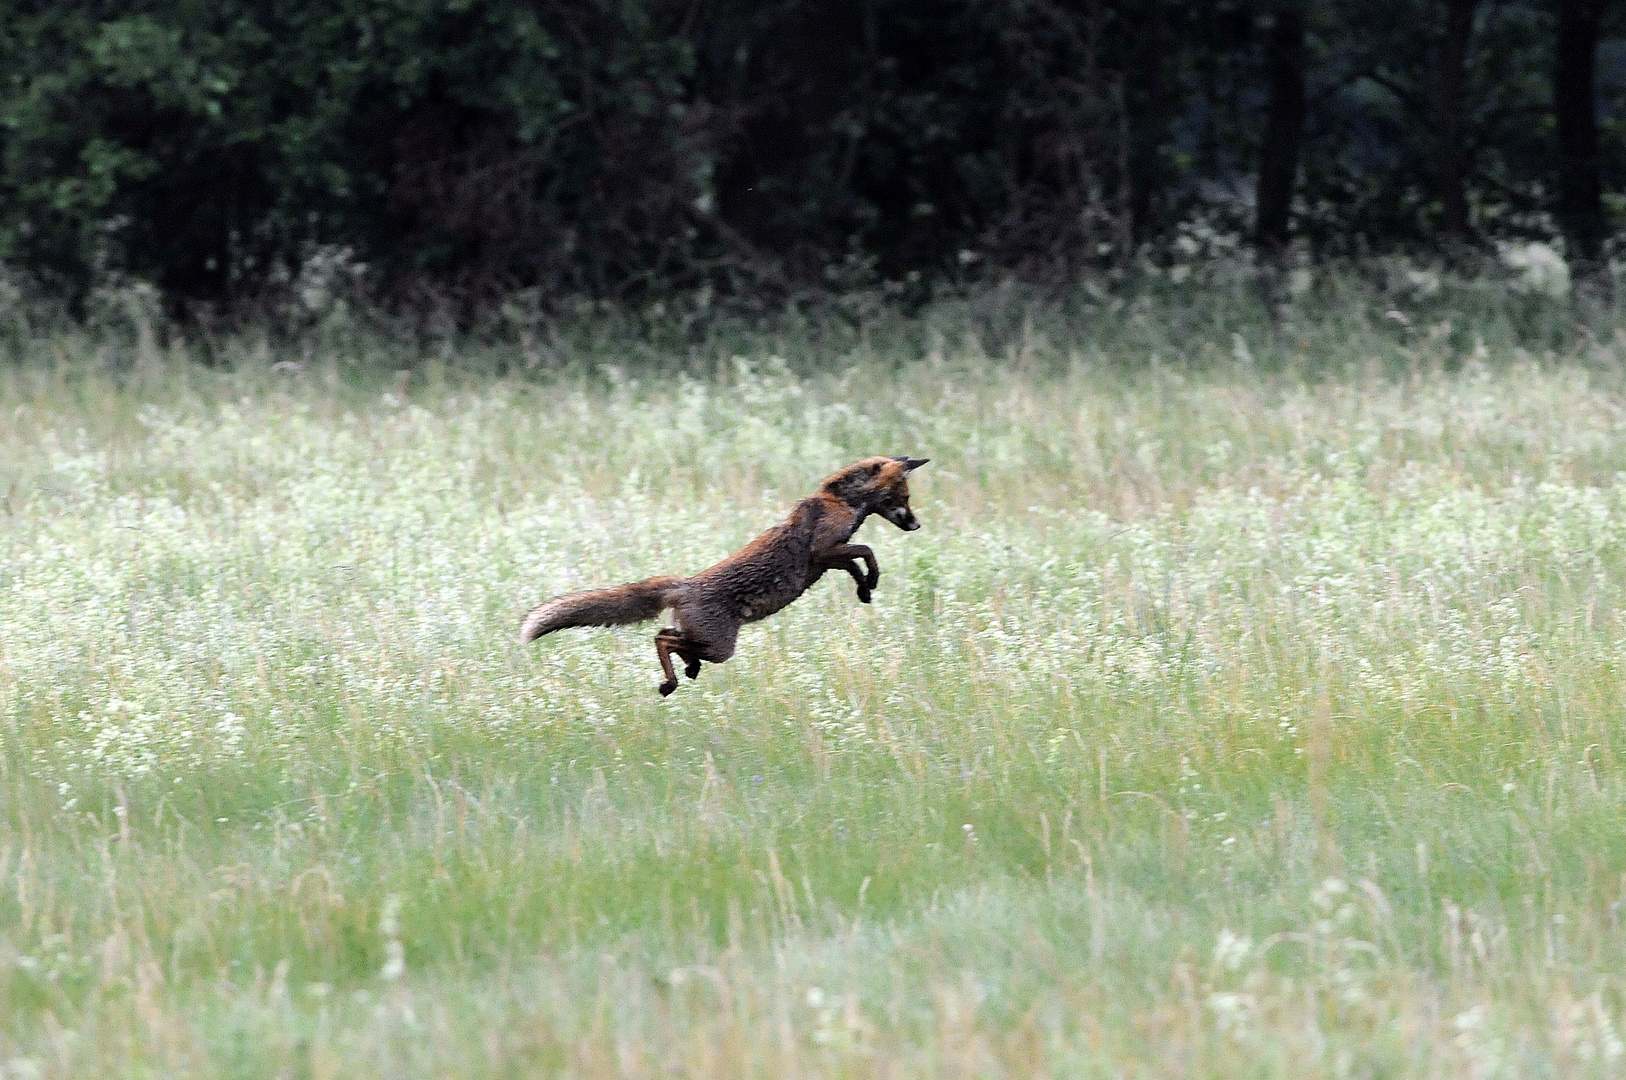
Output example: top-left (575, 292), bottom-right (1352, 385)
top-left (519, 456), bottom-right (928, 695)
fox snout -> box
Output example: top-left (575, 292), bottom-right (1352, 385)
top-left (884, 505), bottom-right (921, 531)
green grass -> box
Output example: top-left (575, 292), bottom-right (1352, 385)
top-left (5, 295), bottom-right (1626, 1076)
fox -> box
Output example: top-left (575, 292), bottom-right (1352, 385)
top-left (519, 455), bottom-right (928, 696)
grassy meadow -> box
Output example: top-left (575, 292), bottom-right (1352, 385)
top-left (5, 293), bottom-right (1626, 1076)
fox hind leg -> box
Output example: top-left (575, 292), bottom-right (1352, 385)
top-left (654, 628), bottom-right (705, 695)
top-left (654, 624), bottom-right (739, 695)
top-left (654, 628), bottom-right (684, 696)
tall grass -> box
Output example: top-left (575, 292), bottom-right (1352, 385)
top-left (4, 285), bottom-right (1626, 1076)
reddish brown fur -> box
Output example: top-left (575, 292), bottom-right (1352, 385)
top-left (519, 456), bottom-right (927, 695)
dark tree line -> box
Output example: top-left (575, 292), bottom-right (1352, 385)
top-left (0, 0), bottom-right (1622, 314)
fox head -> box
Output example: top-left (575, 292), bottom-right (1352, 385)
top-left (822, 456), bottom-right (928, 531)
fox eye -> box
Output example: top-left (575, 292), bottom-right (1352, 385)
top-left (868, 463), bottom-right (882, 475)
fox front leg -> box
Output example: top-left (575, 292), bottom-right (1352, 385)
top-left (819, 544), bottom-right (880, 602)
top-left (828, 559), bottom-right (872, 602)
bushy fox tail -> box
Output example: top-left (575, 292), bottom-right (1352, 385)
top-left (518, 575), bottom-right (685, 643)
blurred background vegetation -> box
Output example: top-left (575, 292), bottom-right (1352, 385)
top-left (0, 0), bottom-right (1622, 326)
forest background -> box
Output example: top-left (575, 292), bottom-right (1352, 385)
top-left (0, 0), bottom-right (1622, 325)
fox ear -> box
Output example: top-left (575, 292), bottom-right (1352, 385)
top-left (900, 457), bottom-right (929, 473)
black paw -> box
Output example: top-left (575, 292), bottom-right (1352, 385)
top-left (658, 678), bottom-right (678, 697)
top-left (684, 659), bottom-right (702, 680)
top-left (856, 586), bottom-right (872, 604)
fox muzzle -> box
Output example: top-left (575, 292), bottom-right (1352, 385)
top-left (884, 506), bottom-right (921, 531)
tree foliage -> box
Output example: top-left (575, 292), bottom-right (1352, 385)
top-left (0, 0), bottom-right (1622, 311)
